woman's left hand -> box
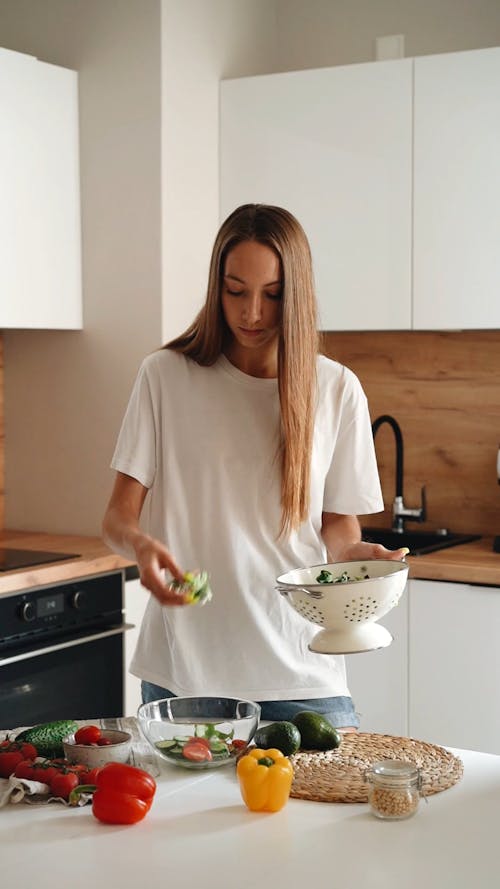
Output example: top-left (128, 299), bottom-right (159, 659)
top-left (334, 541), bottom-right (409, 562)
top-left (321, 513), bottom-right (409, 562)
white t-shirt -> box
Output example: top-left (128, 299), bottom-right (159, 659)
top-left (111, 349), bottom-right (383, 700)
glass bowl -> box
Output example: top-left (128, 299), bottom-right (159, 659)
top-left (137, 696), bottom-right (261, 770)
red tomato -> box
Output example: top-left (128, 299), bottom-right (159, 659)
top-left (13, 760), bottom-right (37, 780)
top-left (81, 766), bottom-right (102, 785)
top-left (75, 725), bottom-right (102, 745)
top-left (33, 764), bottom-right (59, 784)
top-left (188, 736), bottom-right (211, 749)
top-left (50, 771), bottom-right (80, 800)
top-left (96, 737), bottom-right (112, 746)
top-left (182, 742), bottom-right (213, 763)
top-left (17, 742), bottom-right (38, 760)
top-left (0, 751), bottom-right (25, 778)
top-left (231, 739), bottom-right (247, 750)
top-left (68, 763), bottom-right (87, 774)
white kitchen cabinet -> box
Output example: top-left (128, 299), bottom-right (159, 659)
top-left (124, 578), bottom-right (149, 717)
top-left (220, 47), bottom-right (500, 331)
top-left (345, 585), bottom-right (408, 735)
top-left (220, 60), bottom-right (413, 331)
top-left (409, 578), bottom-right (500, 754)
top-left (413, 48), bottom-right (500, 329)
top-left (0, 47), bottom-right (82, 329)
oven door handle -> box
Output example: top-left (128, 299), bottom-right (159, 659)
top-left (0, 623), bottom-right (134, 667)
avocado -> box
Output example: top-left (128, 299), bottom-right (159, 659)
top-left (292, 711), bottom-right (342, 751)
top-left (254, 721), bottom-right (301, 756)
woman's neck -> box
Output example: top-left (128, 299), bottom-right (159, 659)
top-left (223, 341), bottom-right (278, 379)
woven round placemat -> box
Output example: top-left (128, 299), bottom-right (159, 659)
top-left (290, 732), bottom-right (463, 803)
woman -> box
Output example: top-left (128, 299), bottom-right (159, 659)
top-left (103, 203), bottom-right (406, 730)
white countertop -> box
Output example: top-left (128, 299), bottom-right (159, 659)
top-left (2, 746), bottom-right (499, 889)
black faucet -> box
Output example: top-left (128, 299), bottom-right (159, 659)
top-left (372, 414), bottom-right (427, 533)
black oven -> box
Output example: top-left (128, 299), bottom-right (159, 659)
top-left (0, 570), bottom-right (131, 728)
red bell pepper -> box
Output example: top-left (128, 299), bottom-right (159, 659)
top-left (70, 762), bottom-right (156, 824)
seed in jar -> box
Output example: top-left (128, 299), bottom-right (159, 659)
top-left (369, 786), bottom-right (418, 818)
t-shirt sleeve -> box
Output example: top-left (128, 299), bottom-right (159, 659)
top-left (110, 360), bottom-right (157, 489)
top-left (322, 369), bottom-right (384, 516)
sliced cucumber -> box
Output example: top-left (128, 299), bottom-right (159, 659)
top-left (155, 739), bottom-right (179, 751)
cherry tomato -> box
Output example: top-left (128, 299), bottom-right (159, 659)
top-left (14, 760), bottom-right (38, 780)
top-left (67, 763), bottom-right (88, 774)
top-left (0, 751), bottom-right (25, 778)
top-left (96, 737), bottom-right (112, 746)
top-left (231, 739), bottom-right (247, 750)
top-left (50, 771), bottom-right (80, 800)
top-left (17, 742), bottom-right (38, 760)
top-left (75, 725), bottom-right (102, 745)
top-left (182, 742), bottom-right (213, 762)
top-left (32, 764), bottom-right (59, 784)
top-left (188, 736), bottom-right (211, 749)
top-left (82, 766), bottom-right (102, 785)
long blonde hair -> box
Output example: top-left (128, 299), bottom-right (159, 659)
top-left (165, 204), bottom-right (319, 535)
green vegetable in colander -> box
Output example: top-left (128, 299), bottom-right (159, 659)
top-left (316, 568), bottom-right (370, 584)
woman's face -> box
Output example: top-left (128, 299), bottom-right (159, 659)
top-left (221, 240), bottom-right (282, 370)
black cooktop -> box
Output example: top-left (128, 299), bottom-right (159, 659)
top-left (0, 548), bottom-right (80, 572)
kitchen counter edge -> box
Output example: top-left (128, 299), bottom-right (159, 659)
top-left (0, 529), bottom-right (136, 597)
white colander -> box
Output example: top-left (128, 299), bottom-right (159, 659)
top-left (276, 559), bottom-right (409, 654)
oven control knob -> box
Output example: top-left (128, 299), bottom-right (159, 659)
top-left (71, 590), bottom-right (87, 610)
top-left (20, 601), bottom-right (36, 622)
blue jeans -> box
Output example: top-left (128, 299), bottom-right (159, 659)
top-left (141, 681), bottom-right (359, 728)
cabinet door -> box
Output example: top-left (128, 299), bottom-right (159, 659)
top-left (124, 578), bottom-right (150, 717)
top-left (413, 47), bottom-right (500, 329)
top-left (345, 584), bottom-right (408, 735)
top-left (220, 60), bottom-right (412, 331)
top-left (0, 48), bottom-right (82, 329)
top-left (409, 579), bottom-right (500, 753)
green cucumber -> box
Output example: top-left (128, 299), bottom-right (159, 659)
top-left (16, 719), bottom-right (79, 758)
top-left (156, 740), bottom-right (179, 751)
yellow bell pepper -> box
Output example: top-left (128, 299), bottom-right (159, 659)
top-left (236, 748), bottom-right (294, 813)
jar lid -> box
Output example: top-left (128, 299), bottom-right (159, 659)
top-left (369, 759), bottom-right (420, 787)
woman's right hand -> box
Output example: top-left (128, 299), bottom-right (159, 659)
top-left (102, 471), bottom-right (188, 607)
top-left (133, 534), bottom-right (188, 606)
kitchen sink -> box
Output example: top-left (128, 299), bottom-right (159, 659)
top-left (361, 527), bottom-right (481, 556)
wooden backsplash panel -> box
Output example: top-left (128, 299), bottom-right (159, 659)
top-left (0, 332), bottom-right (3, 530)
top-left (322, 331), bottom-right (500, 536)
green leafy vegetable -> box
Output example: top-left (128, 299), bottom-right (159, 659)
top-left (316, 567), bottom-right (370, 584)
top-left (170, 570), bottom-right (213, 605)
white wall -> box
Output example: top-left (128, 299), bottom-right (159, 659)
top-left (274, 0), bottom-right (500, 70)
top-left (1, 0), bottom-right (163, 535)
top-left (161, 0), bottom-right (278, 341)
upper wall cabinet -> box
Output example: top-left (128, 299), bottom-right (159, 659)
top-left (220, 60), bottom-right (413, 331)
top-left (220, 47), bottom-right (500, 331)
top-left (413, 48), bottom-right (500, 329)
top-left (0, 48), bottom-right (82, 329)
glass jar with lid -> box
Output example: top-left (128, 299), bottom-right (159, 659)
top-left (366, 759), bottom-right (421, 820)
